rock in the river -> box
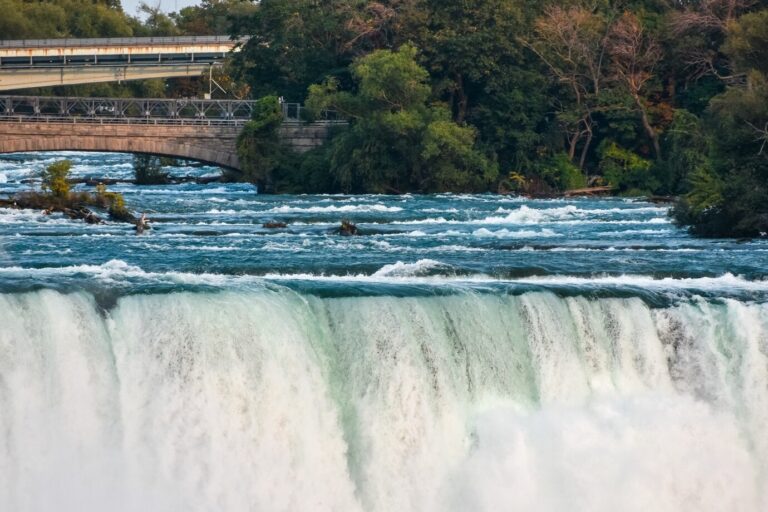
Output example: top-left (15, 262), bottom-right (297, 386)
top-left (338, 220), bottom-right (360, 236)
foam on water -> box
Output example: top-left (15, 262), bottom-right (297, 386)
top-left (372, 258), bottom-right (447, 277)
top-left (268, 204), bottom-right (404, 213)
top-left (473, 227), bottom-right (559, 238)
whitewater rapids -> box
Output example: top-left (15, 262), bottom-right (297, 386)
top-left (1, 289), bottom-right (766, 512)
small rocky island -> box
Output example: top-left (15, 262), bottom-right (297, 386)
top-left (0, 160), bottom-right (145, 229)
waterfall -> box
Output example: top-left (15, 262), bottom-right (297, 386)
top-left (1, 289), bottom-right (766, 511)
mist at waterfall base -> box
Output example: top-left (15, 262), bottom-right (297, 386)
top-left (1, 152), bottom-right (767, 511)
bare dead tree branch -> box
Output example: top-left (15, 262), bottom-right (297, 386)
top-left (523, 6), bottom-right (612, 169)
top-left (607, 12), bottom-right (664, 159)
top-left (746, 120), bottom-right (768, 155)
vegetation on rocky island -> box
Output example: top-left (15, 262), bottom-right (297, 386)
top-left (1, 160), bottom-right (139, 226)
top-left (133, 155), bottom-right (170, 185)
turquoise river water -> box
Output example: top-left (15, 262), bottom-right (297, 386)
top-left (0, 152), bottom-right (767, 511)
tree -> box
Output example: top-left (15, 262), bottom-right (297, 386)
top-left (230, 0), bottom-right (354, 100)
top-left (667, 0), bottom-right (758, 80)
top-left (526, 6), bottom-right (611, 170)
top-left (236, 95), bottom-right (285, 190)
top-left (136, 2), bottom-right (180, 36)
top-left (673, 71), bottom-right (768, 235)
top-left (607, 12), bottom-right (664, 159)
top-left (724, 9), bottom-right (768, 75)
top-left (660, 109), bottom-right (710, 193)
top-left (173, 0), bottom-right (256, 36)
top-left (0, 0), bottom-right (135, 39)
top-left (394, 0), bottom-right (549, 179)
top-left (404, 0), bottom-right (532, 124)
top-left (306, 45), bottom-right (497, 193)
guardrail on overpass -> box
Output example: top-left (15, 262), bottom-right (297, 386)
top-left (0, 36), bottom-right (241, 48)
top-left (0, 36), bottom-right (240, 67)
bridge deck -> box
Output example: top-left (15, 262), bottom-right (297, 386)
top-left (0, 36), bottom-right (238, 48)
top-left (0, 36), bottom-right (240, 68)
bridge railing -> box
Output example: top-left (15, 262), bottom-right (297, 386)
top-left (0, 95), bottom-right (256, 122)
top-left (281, 102), bottom-right (343, 124)
top-left (0, 96), bottom-right (345, 126)
top-left (0, 115), bottom-right (250, 126)
top-left (0, 36), bottom-right (243, 49)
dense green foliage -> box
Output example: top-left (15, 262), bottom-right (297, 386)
top-left (228, 0), bottom-right (768, 235)
top-left (670, 9), bottom-right (768, 237)
top-left (302, 46), bottom-right (497, 193)
top-left (673, 72), bottom-right (768, 237)
top-left (234, 95), bottom-right (286, 190)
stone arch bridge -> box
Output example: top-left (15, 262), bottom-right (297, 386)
top-left (0, 96), bottom-right (337, 171)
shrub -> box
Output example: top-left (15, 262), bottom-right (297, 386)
top-left (599, 142), bottom-right (657, 195)
top-left (41, 160), bottom-right (72, 198)
top-left (133, 154), bottom-right (169, 185)
top-left (93, 182), bottom-right (133, 221)
top-left (540, 153), bottom-right (586, 191)
top-left (659, 110), bottom-right (709, 195)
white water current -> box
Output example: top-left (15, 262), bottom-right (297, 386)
top-left (1, 289), bottom-right (766, 511)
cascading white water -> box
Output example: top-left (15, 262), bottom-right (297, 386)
top-left (0, 289), bottom-right (766, 512)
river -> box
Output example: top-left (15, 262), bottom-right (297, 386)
top-left (1, 152), bottom-right (767, 511)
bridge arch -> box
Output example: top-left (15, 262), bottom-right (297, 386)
top-left (0, 121), bottom-right (242, 170)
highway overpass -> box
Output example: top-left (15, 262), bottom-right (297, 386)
top-left (0, 36), bottom-right (241, 91)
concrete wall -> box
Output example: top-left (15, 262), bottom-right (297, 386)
top-left (0, 120), bottom-right (337, 170)
top-left (279, 123), bottom-right (336, 153)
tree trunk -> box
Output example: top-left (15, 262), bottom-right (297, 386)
top-left (568, 132), bottom-right (579, 162)
top-left (634, 94), bottom-right (661, 159)
top-left (454, 73), bottom-right (468, 123)
top-left (579, 125), bottom-right (593, 171)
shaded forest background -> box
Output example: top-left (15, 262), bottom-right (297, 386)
top-left (1, 0), bottom-right (767, 236)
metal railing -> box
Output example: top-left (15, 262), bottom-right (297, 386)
top-left (0, 96), bottom-right (345, 126)
top-left (0, 95), bottom-right (256, 125)
top-left (0, 36), bottom-right (243, 49)
top-left (0, 59), bottom-right (224, 70)
top-left (281, 102), bottom-right (343, 123)
top-left (0, 115), bottom-right (250, 126)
